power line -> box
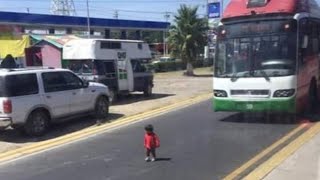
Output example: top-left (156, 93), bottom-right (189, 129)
top-left (114, 10), bottom-right (119, 19)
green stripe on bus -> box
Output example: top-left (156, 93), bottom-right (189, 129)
top-left (213, 97), bottom-right (296, 113)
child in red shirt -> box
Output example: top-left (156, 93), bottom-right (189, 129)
top-left (144, 124), bottom-right (160, 162)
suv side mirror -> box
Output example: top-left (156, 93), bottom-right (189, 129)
top-left (83, 80), bottom-right (89, 88)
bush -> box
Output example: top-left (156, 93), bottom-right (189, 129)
top-left (152, 61), bottom-right (186, 72)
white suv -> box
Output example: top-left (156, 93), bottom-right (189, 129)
top-left (0, 68), bottom-right (110, 136)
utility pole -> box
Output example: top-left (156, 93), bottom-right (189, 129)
top-left (163, 11), bottom-right (170, 56)
top-left (86, 0), bottom-right (91, 38)
top-left (114, 10), bottom-right (119, 19)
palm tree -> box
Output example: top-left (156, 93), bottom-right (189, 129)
top-left (168, 5), bottom-right (208, 76)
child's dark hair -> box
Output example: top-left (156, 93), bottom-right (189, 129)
top-left (144, 124), bottom-right (154, 132)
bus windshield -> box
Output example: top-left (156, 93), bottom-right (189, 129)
top-left (215, 21), bottom-right (297, 78)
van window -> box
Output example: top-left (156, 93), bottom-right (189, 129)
top-left (104, 61), bottom-right (117, 78)
top-left (132, 60), bottom-right (146, 72)
top-left (68, 60), bottom-right (94, 74)
top-left (100, 42), bottom-right (121, 49)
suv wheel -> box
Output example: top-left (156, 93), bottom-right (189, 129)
top-left (95, 96), bottom-right (109, 119)
top-left (24, 110), bottom-right (49, 136)
top-left (144, 84), bottom-right (153, 97)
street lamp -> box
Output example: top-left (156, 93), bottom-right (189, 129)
top-left (86, 0), bottom-right (91, 38)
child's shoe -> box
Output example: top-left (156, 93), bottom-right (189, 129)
top-left (145, 157), bottom-right (150, 161)
top-left (151, 157), bottom-right (156, 162)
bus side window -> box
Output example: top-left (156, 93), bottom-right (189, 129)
top-left (299, 19), bottom-right (309, 64)
top-left (299, 35), bottom-right (308, 65)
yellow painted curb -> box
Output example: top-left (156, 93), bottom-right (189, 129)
top-left (0, 93), bottom-right (212, 164)
top-left (223, 124), bottom-right (305, 180)
top-left (244, 122), bottom-right (320, 180)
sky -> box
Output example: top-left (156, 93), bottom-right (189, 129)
top-left (0, 0), bottom-right (231, 22)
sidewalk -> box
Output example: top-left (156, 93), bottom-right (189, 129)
top-left (263, 132), bottom-right (320, 180)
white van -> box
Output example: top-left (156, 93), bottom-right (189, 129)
top-left (63, 39), bottom-right (154, 102)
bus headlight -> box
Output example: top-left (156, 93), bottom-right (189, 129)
top-left (273, 89), bottom-right (295, 97)
top-left (214, 90), bottom-right (228, 97)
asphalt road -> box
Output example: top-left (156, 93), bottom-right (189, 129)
top-left (0, 100), bottom-right (299, 180)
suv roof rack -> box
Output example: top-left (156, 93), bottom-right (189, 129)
top-left (0, 67), bottom-right (55, 72)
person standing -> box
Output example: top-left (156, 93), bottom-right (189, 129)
top-left (144, 124), bottom-right (160, 162)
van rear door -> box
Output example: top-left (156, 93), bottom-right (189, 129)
top-left (117, 51), bottom-right (129, 91)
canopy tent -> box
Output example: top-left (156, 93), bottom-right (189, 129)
top-left (0, 35), bottom-right (30, 58)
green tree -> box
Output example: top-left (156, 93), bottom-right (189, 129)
top-left (168, 5), bottom-right (208, 76)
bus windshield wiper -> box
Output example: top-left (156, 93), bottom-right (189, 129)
top-left (256, 70), bottom-right (270, 81)
top-left (230, 72), bottom-right (239, 82)
top-left (230, 72), bottom-right (250, 82)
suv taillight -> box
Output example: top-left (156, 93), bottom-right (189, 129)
top-left (3, 100), bottom-right (12, 114)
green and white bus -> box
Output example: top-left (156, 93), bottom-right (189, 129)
top-left (213, 0), bottom-right (320, 114)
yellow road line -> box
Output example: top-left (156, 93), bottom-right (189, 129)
top-left (244, 122), bottom-right (320, 180)
top-left (0, 93), bottom-right (212, 164)
top-left (223, 124), bottom-right (305, 180)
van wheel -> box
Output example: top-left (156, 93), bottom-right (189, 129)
top-left (307, 81), bottom-right (318, 113)
top-left (95, 96), bottom-right (109, 119)
top-left (24, 110), bottom-right (50, 136)
top-left (144, 84), bottom-right (153, 97)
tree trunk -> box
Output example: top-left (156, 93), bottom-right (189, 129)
top-left (184, 62), bottom-right (194, 76)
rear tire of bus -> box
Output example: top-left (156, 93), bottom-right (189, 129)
top-left (307, 80), bottom-right (318, 114)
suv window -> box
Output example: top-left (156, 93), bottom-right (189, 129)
top-left (42, 72), bottom-right (67, 92)
top-left (42, 71), bottom-right (83, 92)
top-left (61, 72), bottom-right (83, 89)
top-left (5, 74), bottom-right (39, 97)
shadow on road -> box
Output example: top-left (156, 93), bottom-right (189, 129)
top-left (155, 158), bottom-right (172, 162)
top-left (113, 93), bottom-right (175, 106)
top-left (0, 113), bottom-right (124, 143)
top-left (220, 112), bottom-right (320, 125)
top-left (193, 74), bottom-right (213, 78)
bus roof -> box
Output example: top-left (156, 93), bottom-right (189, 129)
top-left (223, 0), bottom-right (320, 21)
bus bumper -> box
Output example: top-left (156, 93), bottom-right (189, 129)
top-left (213, 97), bottom-right (296, 113)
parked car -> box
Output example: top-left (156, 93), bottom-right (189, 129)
top-left (0, 67), bottom-right (110, 136)
top-left (152, 56), bottom-right (176, 64)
